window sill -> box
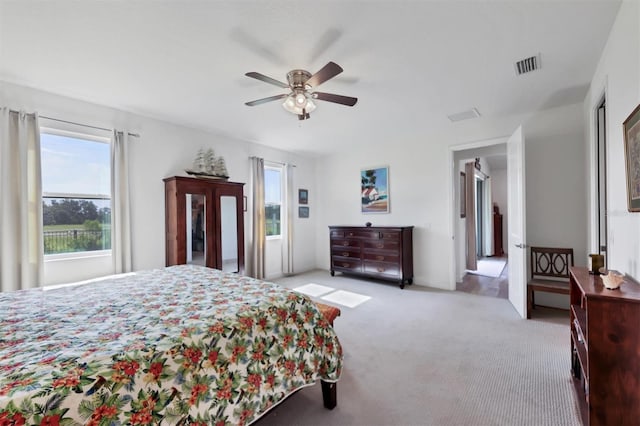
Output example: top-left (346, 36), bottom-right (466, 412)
top-left (45, 250), bottom-right (112, 263)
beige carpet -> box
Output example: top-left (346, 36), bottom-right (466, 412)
top-left (258, 270), bottom-right (579, 426)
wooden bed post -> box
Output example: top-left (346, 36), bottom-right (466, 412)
top-left (321, 380), bottom-right (337, 409)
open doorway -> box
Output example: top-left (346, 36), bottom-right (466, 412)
top-left (453, 147), bottom-right (509, 299)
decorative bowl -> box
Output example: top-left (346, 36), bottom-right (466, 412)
top-left (601, 270), bottom-right (624, 290)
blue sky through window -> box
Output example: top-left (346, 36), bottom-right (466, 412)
top-left (41, 133), bottom-right (110, 196)
top-left (265, 168), bottom-right (281, 204)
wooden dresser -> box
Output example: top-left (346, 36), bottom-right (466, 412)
top-left (329, 226), bottom-right (413, 289)
top-left (569, 267), bottom-right (640, 425)
top-left (492, 205), bottom-right (503, 256)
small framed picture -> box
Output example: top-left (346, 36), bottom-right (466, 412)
top-left (299, 189), bottom-right (309, 204)
top-left (623, 103), bottom-right (640, 212)
top-left (361, 166), bottom-right (389, 213)
top-left (299, 206), bottom-right (309, 218)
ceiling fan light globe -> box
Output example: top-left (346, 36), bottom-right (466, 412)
top-left (283, 94), bottom-right (316, 115)
top-left (304, 99), bottom-right (317, 113)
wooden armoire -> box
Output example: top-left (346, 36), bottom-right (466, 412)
top-left (493, 204), bottom-right (504, 256)
top-left (164, 176), bottom-right (245, 274)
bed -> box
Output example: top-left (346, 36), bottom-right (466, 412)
top-left (0, 264), bottom-right (342, 425)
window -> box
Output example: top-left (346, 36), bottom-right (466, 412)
top-left (40, 129), bottom-right (111, 256)
top-left (265, 165), bottom-right (283, 237)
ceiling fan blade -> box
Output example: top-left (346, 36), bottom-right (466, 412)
top-left (245, 94), bottom-right (288, 106)
top-left (245, 72), bottom-right (289, 88)
top-left (305, 61), bottom-right (343, 88)
top-left (313, 92), bottom-right (358, 106)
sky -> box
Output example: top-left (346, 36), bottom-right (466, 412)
top-left (265, 167), bottom-right (281, 204)
top-left (41, 132), bottom-right (110, 196)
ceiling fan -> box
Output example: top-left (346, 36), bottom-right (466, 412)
top-left (244, 61), bottom-right (358, 120)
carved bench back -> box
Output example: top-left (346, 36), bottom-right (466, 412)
top-left (530, 247), bottom-right (574, 280)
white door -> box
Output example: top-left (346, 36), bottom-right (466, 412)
top-left (507, 126), bottom-right (527, 318)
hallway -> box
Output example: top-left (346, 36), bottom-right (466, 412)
top-left (457, 257), bottom-right (508, 299)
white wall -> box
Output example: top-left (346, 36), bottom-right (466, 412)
top-left (525, 104), bottom-right (587, 259)
top-left (315, 141), bottom-right (452, 288)
top-left (525, 103), bottom-right (588, 309)
top-left (1, 81), bottom-right (317, 285)
top-left (585, 0), bottom-right (640, 280)
top-left (314, 101), bottom-right (588, 294)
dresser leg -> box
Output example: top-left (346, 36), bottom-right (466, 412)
top-left (330, 270), bottom-right (335, 277)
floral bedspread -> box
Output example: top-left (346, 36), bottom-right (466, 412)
top-left (0, 265), bottom-right (342, 425)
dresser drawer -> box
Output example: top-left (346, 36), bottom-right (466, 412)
top-left (363, 260), bottom-right (400, 278)
top-left (331, 247), bottom-right (360, 258)
top-left (332, 238), bottom-right (360, 249)
top-left (363, 252), bottom-right (399, 263)
top-left (331, 258), bottom-right (362, 272)
top-left (359, 230), bottom-right (400, 240)
top-left (363, 240), bottom-right (399, 252)
top-left (331, 229), bottom-right (376, 239)
top-left (330, 230), bottom-right (345, 238)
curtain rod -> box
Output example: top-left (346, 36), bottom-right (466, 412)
top-left (249, 156), bottom-right (296, 167)
top-left (476, 169), bottom-right (489, 179)
top-left (7, 109), bottom-right (140, 138)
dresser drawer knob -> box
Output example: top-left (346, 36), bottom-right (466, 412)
top-left (376, 255), bottom-right (384, 261)
top-left (377, 243), bottom-right (384, 249)
top-left (342, 252), bottom-right (350, 257)
top-left (348, 232), bottom-right (354, 236)
top-left (343, 263), bottom-right (349, 268)
top-left (343, 242), bottom-right (349, 246)
top-left (377, 267), bottom-right (385, 272)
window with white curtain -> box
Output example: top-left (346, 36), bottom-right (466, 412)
top-left (265, 164), bottom-right (283, 238)
top-left (40, 128), bottom-right (112, 257)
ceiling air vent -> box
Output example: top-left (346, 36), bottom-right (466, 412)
top-left (447, 108), bottom-right (481, 123)
top-left (515, 54), bottom-right (541, 75)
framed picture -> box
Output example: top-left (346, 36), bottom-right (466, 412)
top-left (298, 188), bottom-right (308, 204)
top-left (361, 166), bottom-right (389, 213)
top-left (623, 103), bottom-right (640, 212)
top-left (298, 206), bottom-right (309, 218)
top-left (460, 171), bottom-right (466, 218)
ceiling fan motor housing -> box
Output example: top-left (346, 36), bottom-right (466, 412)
top-left (287, 69), bottom-right (312, 89)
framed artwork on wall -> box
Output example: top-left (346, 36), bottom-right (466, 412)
top-left (298, 189), bottom-right (308, 204)
top-left (361, 166), bottom-right (389, 213)
top-left (460, 171), bottom-right (466, 218)
top-left (299, 206), bottom-right (309, 218)
top-left (623, 103), bottom-right (640, 212)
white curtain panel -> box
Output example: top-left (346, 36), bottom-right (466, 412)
top-left (0, 109), bottom-right (44, 292)
top-left (250, 157), bottom-right (266, 279)
top-left (282, 163), bottom-right (294, 275)
top-left (111, 130), bottom-right (132, 273)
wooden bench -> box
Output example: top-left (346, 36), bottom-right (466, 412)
top-left (527, 247), bottom-right (574, 319)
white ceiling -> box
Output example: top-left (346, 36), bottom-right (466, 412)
top-left (0, 0), bottom-right (621, 157)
